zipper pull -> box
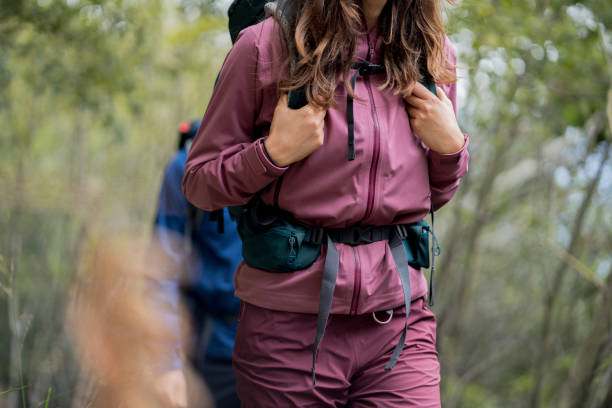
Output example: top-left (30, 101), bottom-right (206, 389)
top-left (288, 233), bottom-right (297, 263)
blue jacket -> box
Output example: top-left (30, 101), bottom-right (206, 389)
top-left (153, 148), bottom-right (242, 367)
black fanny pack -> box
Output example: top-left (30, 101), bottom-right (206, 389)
top-left (229, 200), bottom-right (432, 273)
top-left (229, 202), bottom-right (322, 272)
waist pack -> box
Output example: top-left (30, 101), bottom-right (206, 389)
top-left (229, 200), bottom-right (433, 273)
top-left (229, 198), bottom-right (440, 387)
top-left (230, 204), bottom-right (322, 272)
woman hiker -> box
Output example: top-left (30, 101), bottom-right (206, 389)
top-left (183, 0), bottom-right (469, 406)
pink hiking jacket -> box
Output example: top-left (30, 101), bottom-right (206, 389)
top-left (183, 18), bottom-right (469, 315)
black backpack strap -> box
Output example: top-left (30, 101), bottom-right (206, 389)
top-left (264, 1), bottom-right (309, 110)
top-left (419, 53), bottom-right (438, 95)
top-left (207, 209), bottom-right (225, 234)
top-left (185, 203), bottom-right (202, 257)
top-left (264, 1), bottom-right (290, 42)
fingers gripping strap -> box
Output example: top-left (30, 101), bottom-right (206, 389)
top-left (312, 235), bottom-right (339, 386)
top-left (386, 231), bottom-right (412, 370)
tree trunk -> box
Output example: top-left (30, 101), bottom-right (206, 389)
top-left (557, 258), bottom-right (612, 408)
top-left (529, 141), bottom-right (609, 408)
top-left (556, 86), bottom-right (612, 408)
top-left (438, 132), bottom-right (514, 338)
top-left (7, 155), bottom-right (26, 408)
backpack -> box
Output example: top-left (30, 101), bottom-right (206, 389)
top-left (228, 0), bottom-right (269, 44)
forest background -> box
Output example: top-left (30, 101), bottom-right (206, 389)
top-left (1, 0), bottom-right (611, 407)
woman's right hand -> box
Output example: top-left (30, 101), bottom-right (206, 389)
top-left (264, 94), bottom-right (327, 167)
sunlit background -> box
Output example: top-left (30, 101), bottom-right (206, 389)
top-left (1, 1), bottom-right (611, 407)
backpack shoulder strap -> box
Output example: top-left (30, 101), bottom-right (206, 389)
top-left (228, 0), bottom-right (269, 44)
top-left (264, 1), bottom-right (290, 45)
top-left (264, 1), bottom-right (309, 109)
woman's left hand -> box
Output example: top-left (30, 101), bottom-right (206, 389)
top-left (404, 82), bottom-right (465, 154)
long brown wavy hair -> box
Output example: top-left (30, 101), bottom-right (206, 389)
top-left (277, 0), bottom-right (456, 108)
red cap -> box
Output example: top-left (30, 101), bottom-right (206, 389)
top-left (179, 122), bottom-right (190, 134)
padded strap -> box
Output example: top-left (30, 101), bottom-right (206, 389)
top-left (385, 226), bottom-right (412, 371)
top-left (311, 234), bottom-right (339, 386)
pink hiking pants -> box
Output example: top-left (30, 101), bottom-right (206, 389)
top-left (233, 297), bottom-right (440, 407)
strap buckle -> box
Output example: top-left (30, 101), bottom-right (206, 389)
top-left (394, 224), bottom-right (408, 240)
top-left (308, 227), bottom-right (325, 245)
top-left (350, 226), bottom-right (374, 245)
top-left (353, 62), bottom-right (385, 76)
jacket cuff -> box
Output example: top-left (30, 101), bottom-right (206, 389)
top-left (244, 138), bottom-right (289, 178)
top-left (428, 134), bottom-right (469, 167)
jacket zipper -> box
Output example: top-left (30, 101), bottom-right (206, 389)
top-left (350, 246), bottom-right (362, 315)
top-left (288, 232), bottom-right (297, 266)
top-left (360, 39), bottom-right (381, 223)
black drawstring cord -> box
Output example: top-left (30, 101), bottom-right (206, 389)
top-left (346, 62), bottom-right (385, 162)
top-left (347, 70), bottom-right (360, 161)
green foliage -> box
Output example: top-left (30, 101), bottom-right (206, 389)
top-left (436, 1), bottom-right (612, 407)
top-left (0, 0), bottom-right (228, 405)
top-left (461, 382), bottom-right (501, 408)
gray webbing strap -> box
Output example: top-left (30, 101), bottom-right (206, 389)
top-left (264, 1), bottom-right (291, 61)
top-left (385, 227), bottom-right (412, 370)
top-left (310, 228), bottom-right (411, 385)
top-left (311, 234), bottom-right (339, 386)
